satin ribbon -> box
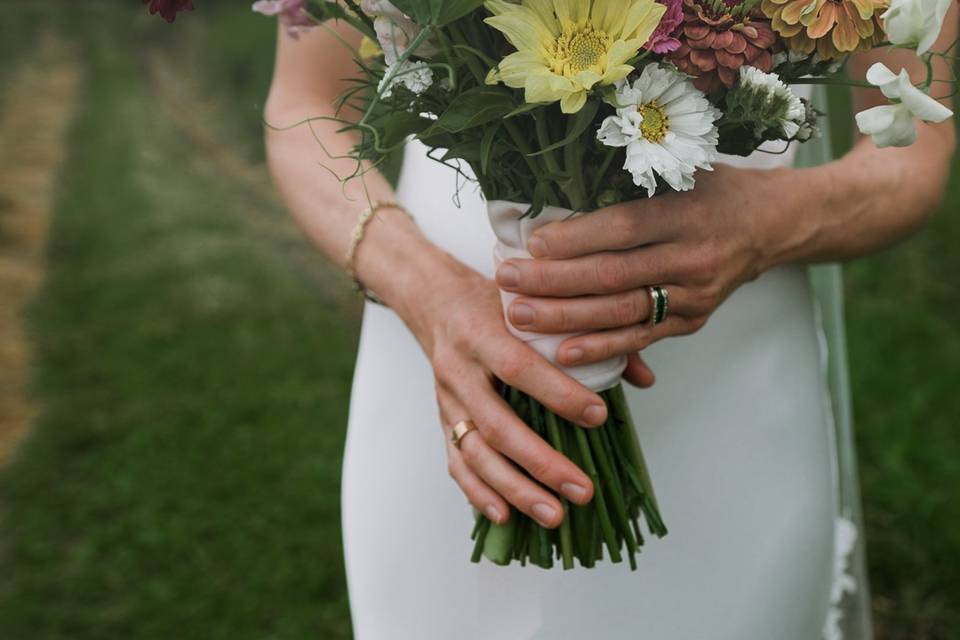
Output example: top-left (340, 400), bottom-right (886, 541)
top-left (488, 200), bottom-right (628, 392)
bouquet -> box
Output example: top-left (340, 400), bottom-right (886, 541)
top-left (239, 0), bottom-right (955, 569)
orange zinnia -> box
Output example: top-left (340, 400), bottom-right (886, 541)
top-left (761, 0), bottom-right (887, 59)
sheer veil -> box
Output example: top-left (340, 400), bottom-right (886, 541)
top-left (800, 87), bottom-right (874, 640)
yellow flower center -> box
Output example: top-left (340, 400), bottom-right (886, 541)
top-left (639, 101), bottom-right (669, 143)
top-left (551, 26), bottom-right (611, 76)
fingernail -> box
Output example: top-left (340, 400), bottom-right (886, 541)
top-left (531, 503), bottom-right (558, 527)
top-left (510, 303), bottom-right (535, 326)
top-left (565, 347), bottom-right (584, 364)
top-left (496, 263), bottom-right (520, 288)
top-left (484, 504), bottom-right (503, 524)
top-left (582, 404), bottom-right (606, 426)
top-left (561, 482), bottom-right (589, 503)
top-left (528, 236), bottom-right (547, 257)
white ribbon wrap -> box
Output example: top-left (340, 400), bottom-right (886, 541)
top-left (488, 200), bottom-right (628, 392)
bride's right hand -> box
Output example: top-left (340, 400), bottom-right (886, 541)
top-left (400, 258), bottom-right (610, 529)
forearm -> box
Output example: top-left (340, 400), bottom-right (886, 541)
top-left (264, 96), bottom-right (476, 341)
top-left (760, 118), bottom-right (955, 269)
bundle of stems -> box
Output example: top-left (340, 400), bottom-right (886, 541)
top-left (470, 384), bottom-right (667, 570)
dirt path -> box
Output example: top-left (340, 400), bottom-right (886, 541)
top-left (0, 33), bottom-right (82, 468)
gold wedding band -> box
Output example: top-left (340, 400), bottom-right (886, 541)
top-left (451, 420), bottom-right (478, 450)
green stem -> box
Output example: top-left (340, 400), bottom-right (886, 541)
top-left (590, 146), bottom-right (617, 202)
top-left (535, 113), bottom-right (564, 177)
top-left (359, 27), bottom-right (433, 127)
top-left (574, 426), bottom-right (622, 563)
top-left (340, 0), bottom-right (376, 35)
top-left (562, 117), bottom-right (589, 211)
top-left (587, 427), bottom-right (639, 555)
top-left (471, 516), bottom-right (491, 563)
top-left (608, 386), bottom-right (667, 536)
top-left (788, 77), bottom-right (873, 88)
top-left (545, 411), bottom-right (575, 570)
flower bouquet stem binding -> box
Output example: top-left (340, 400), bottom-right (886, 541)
top-left (473, 201), bottom-right (668, 570)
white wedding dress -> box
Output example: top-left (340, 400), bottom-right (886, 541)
top-left (341, 105), bottom-right (868, 639)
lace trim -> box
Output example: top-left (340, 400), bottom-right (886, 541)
top-left (822, 517), bottom-right (859, 640)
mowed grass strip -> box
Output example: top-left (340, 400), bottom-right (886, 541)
top-left (0, 10), bottom-right (357, 640)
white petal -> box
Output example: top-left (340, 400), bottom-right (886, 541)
top-left (866, 63), bottom-right (901, 99)
top-left (897, 76), bottom-right (954, 123)
top-left (855, 104), bottom-right (898, 135)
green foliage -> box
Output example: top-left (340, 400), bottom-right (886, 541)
top-left (424, 85), bottom-right (517, 134)
top-left (390, 0), bottom-right (487, 26)
top-left (0, 6), bottom-right (356, 638)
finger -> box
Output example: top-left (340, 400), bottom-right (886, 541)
top-left (497, 245), bottom-right (679, 298)
top-left (507, 286), bottom-right (704, 334)
top-left (457, 425), bottom-right (569, 529)
top-left (556, 315), bottom-right (708, 366)
top-left (623, 353), bottom-right (655, 389)
top-left (475, 329), bottom-right (608, 427)
top-left (448, 370), bottom-right (595, 506)
top-left (438, 389), bottom-right (510, 525)
top-left (527, 199), bottom-right (679, 259)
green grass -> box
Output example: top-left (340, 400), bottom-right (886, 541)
top-left (0, 3), bottom-right (957, 639)
top-left (845, 148), bottom-right (960, 639)
top-left (0, 6), bottom-right (357, 639)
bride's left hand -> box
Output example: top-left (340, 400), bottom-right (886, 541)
top-left (495, 164), bottom-right (783, 367)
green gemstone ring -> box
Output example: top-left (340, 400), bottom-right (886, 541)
top-left (648, 285), bottom-right (669, 326)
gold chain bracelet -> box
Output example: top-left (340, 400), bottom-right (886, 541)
top-left (344, 200), bottom-right (411, 304)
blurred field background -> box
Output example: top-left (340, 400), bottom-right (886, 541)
top-left (0, 2), bottom-right (956, 639)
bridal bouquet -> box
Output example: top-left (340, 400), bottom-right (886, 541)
top-left (244, 0), bottom-right (956, 569)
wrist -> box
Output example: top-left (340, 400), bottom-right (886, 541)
top-left (751, 164), bottom-right (838, 273)
top-left (355, 219), bottom-right (483, 350)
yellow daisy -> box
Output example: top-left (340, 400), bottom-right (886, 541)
top-left (485, 0), bottom-right (667, 113)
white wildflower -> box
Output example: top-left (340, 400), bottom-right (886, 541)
top-left (378, 60), bottom-right (434, 98)
top-left (882, 0), bottom-right (952, 55)
top-left (855, 63), bottom-right (953, 148)
top-left (597, 63), bottom-right (720, 197)
top-left (739, 66), bottom-right (807, 138)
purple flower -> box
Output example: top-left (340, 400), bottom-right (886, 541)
top-left (251, 0), bottom-right (317, 38)
top-left (644, 0), bottom-right (684, 54)
top-left (143, 0), bottom-right (195, 22)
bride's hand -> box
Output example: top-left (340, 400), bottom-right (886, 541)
top-left (404, 261), bottom-right (622, 528)
top-left (494, 164), bottom-right (782, 366)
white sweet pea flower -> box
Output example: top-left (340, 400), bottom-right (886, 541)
top-left (361, 0), bottom-right (435, 65)
top-left (882, 0), bottom-right (952, 55)
top-left (855, 63), bottom-right (953, 148)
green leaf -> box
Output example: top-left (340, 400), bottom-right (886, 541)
top-left (504, 102), bottom-right (542, 119)
top-left (389, 0), bottom-right (486, 26)
top-left (528, 100), bottom-right (600, 157)
top-left (379, 110), bottom-right (432, 148)
top-left (480, 124), bottom-right (499, 175)
top-left (425, 86), bottom-right (516, 134)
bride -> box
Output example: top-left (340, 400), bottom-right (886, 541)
top-left (261, 8), bottom-right (956, 640)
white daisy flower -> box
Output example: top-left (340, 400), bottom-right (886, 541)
top-left (598, 63), bottom-right (720, 198)
top-left (738, 66), bottom-right (806, 138)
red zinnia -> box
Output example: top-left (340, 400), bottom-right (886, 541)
top-left (143, 0), bottom-right (195, 22)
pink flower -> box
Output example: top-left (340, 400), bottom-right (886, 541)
top-left (251, 0), bottom-right (317, 38)
top-left (644, 0), bottom-right (684, 54)
top-left (143, 0), bottom-right (195, 22)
